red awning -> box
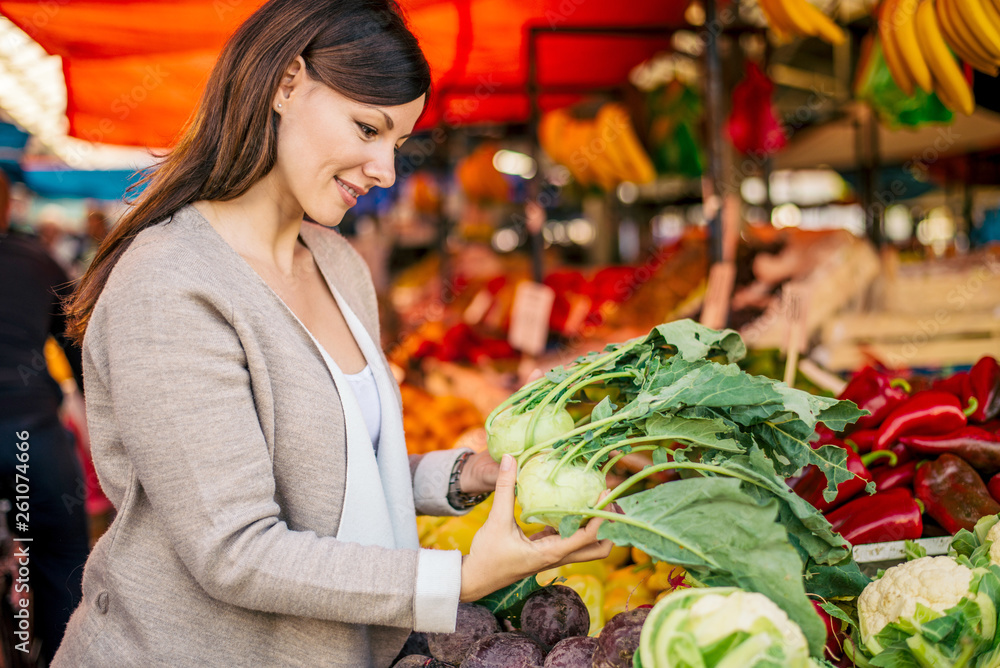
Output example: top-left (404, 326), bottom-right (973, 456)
top-left (0, 0), bottom-right (686, 147)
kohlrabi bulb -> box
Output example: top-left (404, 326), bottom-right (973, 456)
top-left (486, 405), bottom-right (576, 462)
top-left (516, 455), bottom-right (606, 528)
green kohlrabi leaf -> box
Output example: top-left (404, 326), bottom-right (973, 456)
top-left (816, 400), bottom-right (869, 432)
top-left (712, 446), bottom-right (850, 566)
top-left (591, 395), bottom-right (615, 422)
top-left (803, 557), bottom-right (871, 600)
top-left (647, 319), bottom-right (746, 363)
top-left (647, 363), bottom-right (784, 411)
top-left (751, 417), bottom-right (856, 492)
top-left (595, 476), bottom-right (827, 657)
top-left (643, 414), bottom-right (743, 453)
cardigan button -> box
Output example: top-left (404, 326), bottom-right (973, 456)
top-left (96, 591), bottom-right (109, 614)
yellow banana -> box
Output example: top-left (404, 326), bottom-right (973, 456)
top-left (771, 0), bottom-right (818, 36)
top-left (612, 109), bottom-right (657, 185)
top-left (795, 0), bottom-right (848, 44)
top-left (938, 0), bottom-right (999, 74)
top-left (916, 0), bottom-right (975, 114)
top-left (894, 0), bottom-right (935, 92)
top-left (758, 0), bottom-right (797, 42)
top-left (952, 0), bottom-right (1000, 60)
top-left (979, 0), bottom-right (1000, 50)
top-left (880, 0), bottom-right (916, 94)
top-left (595, 105), bottom-right (631, 184)
top-left (760, 0), bottom-right (803, 39)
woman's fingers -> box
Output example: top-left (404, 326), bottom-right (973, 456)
top-left (485, 454), bottom-right (517, 527)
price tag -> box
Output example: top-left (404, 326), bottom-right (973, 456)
top-left (699, 261), bottom-right (736, 331)
top-left (508, 281), bottom-right (555, 356)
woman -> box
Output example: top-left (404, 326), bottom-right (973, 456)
top-left (56, 1), bottom-right (611, 665)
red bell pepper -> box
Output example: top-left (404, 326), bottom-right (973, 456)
top-left (793, 449), bottom-right (897, 512)
top-left (964, 356), bottom-right (1000, 423)
top-left (931, 371), bottom-right (969, 397)
top-left (873, 390), bottom-right (977, 451)
top-left (843, 429), bottom-right (878, 454)
top-left (989, 472), bottom-right (1000, 505)
top-left (838, 367), bottom-right (911, 433)
top-left (899, 426), bottom-right (1000, 475)
top-left (825, 487), bottom-right (923, 545)
top-left (914, 453), bottom-right (1000, 534)
top-left (872, 460), bottom-right (918, 492)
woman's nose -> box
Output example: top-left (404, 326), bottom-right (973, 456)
top-left (363, 145), bottom-right (396, 189)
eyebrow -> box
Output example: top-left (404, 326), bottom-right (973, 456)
top-left (359, 105), bottom-right (394, 131)
top-left (360, 104), bottom-right (411, 139)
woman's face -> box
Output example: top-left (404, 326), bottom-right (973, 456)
top-left (272, 62), bottom-right (425, 227)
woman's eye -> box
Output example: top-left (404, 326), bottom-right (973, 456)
top-left (357, 123), bottom-right (378, 139)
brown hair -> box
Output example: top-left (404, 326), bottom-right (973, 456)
top-left (65, 0), bottom-right (430, 344)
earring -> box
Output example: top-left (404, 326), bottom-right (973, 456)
top-left (277, 103), bottom-right (282, 109)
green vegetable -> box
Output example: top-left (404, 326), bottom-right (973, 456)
top-left (484, 319), bottom-right (867, 658)
top-left (636, 587), bottom-right (821, 668)
top-left (486, 404), bottom-right (575, 462)
top-left (843, 555), bottom-right (1000, 668)
top-left (516, 455), bottom-right (605, 528)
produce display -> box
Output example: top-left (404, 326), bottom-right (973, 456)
top-left (808, 356), bottom-right (1000, 541)
top-left (825, 514), bottom-right (1000, 667)
top-left (401, 384), bottom-right (485, 454)
top-left (402, 322), bottom-right (1000, 666)
top-left (479, 319), bottom-right (868, 658)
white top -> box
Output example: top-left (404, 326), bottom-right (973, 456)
top-left (295, 284), bottom-right (467, 634)
top-left (342, 364), bottom-right (382, 454)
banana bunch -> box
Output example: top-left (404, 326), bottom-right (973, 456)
top-left (757, 0), bottom-right (847, 45)
top-left (538, 103), bottom-right (656, 191)
top-left (879, 0), bottom-right (979, 115)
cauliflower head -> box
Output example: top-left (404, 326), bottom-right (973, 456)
top-left (857, 556), bottom-right (973, 645)
top-left (987, 521), bottom-right (1000, 566)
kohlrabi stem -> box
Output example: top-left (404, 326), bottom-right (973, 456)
top-left (573, 414), bottom-right (592, 428)
top-left (552, 371), bottom-right (637, 413)
top-left (548, 425), bottom-right (616, 481)
top-left (585, 436), bottom-right (666, 471)
top-left (485, 374), bottom-right (550, 430)
top-left (523, 341), bottom-right (642, 452)
top-left (516, 413), bottom-right (627, 467)
top-left (601, 445), bottom-right (661, 475)
top-left (595, 462), bottom-right (765, 510)
top-left (520, 507), bottom-right (718, 566)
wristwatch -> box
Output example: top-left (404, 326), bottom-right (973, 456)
top-left (446, 451), bottom-right (490, 510)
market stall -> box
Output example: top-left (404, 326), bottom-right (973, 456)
top-left (4, 0), bottom-right (1000, 665)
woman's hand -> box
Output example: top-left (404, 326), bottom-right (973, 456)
top-left (459, 454), bottom-right (614, 602)
top-left (458, 448), bottom-right (500, 496)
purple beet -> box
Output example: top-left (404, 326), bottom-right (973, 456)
top-left (460, 633), bottom-right (545, 668)
top-left (393, 632), bottom-right (431, 664)
top-left (392, 656), bottom-right (454, 667)
top-left (591, 608), bottom-right (650, 668)
top-left (520, 585), bottom-right (590, 649)
top-left (427, 603), bottom-right (501, 665)
top-left (542, 636), bottom-right (598, 667)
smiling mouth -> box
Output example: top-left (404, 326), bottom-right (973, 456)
top-left (335, 176), bottom-right (360, 198)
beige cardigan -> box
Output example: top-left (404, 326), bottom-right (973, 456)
top-left (53, 205), bottom-right (468, 667)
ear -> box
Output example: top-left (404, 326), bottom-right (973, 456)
top-left (273, 55), bottom-right (308, 113)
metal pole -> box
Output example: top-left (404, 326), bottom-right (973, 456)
top-left (704, 0), bottom-right (725, 265)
